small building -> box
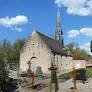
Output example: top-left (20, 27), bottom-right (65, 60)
top-left (74, 60), bottom-right (86, 69)
top-left (86, 60), bottom-right (92, 67)
top-left (61, 56), bottom-right (73, 71)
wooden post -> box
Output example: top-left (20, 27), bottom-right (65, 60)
top-left (17, 63), bottom-right (20, 87)
top-left (72, 67), bottom-right (77, 89)
top-left (31, 72), bottom-right (35, 88)
top-left (49, 52), bottom-right (59, 92)
top-left (48, 63), bottom-right (58, 92)
top-left (49, 82), bottom-right (52, 92)
top-left (72, 61), bottom-right (77, 89)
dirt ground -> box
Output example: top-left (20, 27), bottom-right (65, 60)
top-left (39, 78), bottom-right (92, 92)
top-left (17, 78), bottom-right (92, 92)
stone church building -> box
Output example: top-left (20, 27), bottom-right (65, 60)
top-left (20, 8), bottom-right (70, 73)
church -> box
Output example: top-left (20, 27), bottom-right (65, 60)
top-left (20, 8), bottom-right (70, 73)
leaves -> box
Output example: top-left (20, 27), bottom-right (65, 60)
top-left (73, 50), bottom-right (88, 60)
top-left (10, 39), bottom-right (26, 62)
top-left (0, 39), bottom-right (26, 86)
top-left (66, 42), bottom-right (91, 60)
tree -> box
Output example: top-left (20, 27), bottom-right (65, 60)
top-left (0, 53), bottom-right (6, 91)
top-left (66, 42), bottom-right (80, 54)
top-left (10, 39), bottom-right (26, 63)
top-left (0, 39), bottom-right (25, 90)
top-left (0, 39), bottom-right (12, 62)
top-left (66, 42), bottom-right (89, 60)
top-left (73, 50), bottom-right (88, 60)
top-left (0, 40), bottom-right (11, 85)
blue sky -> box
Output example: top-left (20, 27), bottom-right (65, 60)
top-left (0, 0), bottom-right (92, 54)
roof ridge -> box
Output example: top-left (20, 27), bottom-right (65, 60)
top-left (36, 31), bottom-right (63, 54)
top-left (36, 31), bottom-right (55, 41)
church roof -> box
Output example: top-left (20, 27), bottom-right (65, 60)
top-left (35, 31), bottom-right (67, 55)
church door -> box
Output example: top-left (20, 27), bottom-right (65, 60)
top-left (30, 57), bottom-right (38, 73)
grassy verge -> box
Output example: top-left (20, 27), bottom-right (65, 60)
top-left (86, 67), bottom-right (92, 78)
top-left (58, 67), bottom-right (92, 81)
top-left (58, 72), bottom-right (72, 81)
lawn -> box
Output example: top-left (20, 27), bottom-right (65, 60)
top-left (86, 67), bottom-right (92, 78)
top-left (58, 67), bottom-right (92, 81)
top-left (58, 72), bottom-right (72, 82)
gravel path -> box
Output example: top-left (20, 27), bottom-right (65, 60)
top-left (17, 78), bottom-right (92, 92)
top-left (40, 78), bottom-right (92, 92)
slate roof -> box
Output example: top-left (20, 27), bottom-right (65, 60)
top-left (36, 31), bottom-right (67, 55)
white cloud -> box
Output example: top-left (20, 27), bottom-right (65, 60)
top-left (80, 27), bottom-right (92, 36)
top-left (68, 30), bottom-right (80, 38)
top-left (68, 27), bottom-right (92, 38)
top-left (11, 27), bottom-right (23, 32)
top-left (55, 0), bottom-right (63, 7)
top-left (15, 28), bottom-right (23, 32)
top-left (55, 0), bottom-right (92, 16)
top-left (0, 15), bottom-right (28, 27)
top-left (0, 15), bottom-right (29, 32)
top-left (80, 42), bottom-right (92, 55)
top-left (81, 42), bottom-right (90, 50)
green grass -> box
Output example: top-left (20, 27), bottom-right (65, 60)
top-left (58, 67), bottom-right (92, 80)
top-left (58, 72), bottom-right (72, 80)
top-left (86, 67), bottom-right (92, 78)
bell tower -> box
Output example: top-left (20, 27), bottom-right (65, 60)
top-left (55, 7), bottom-right (64, 47)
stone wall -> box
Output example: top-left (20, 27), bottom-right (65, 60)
top-left (20, 31), bottom-right (52, 73)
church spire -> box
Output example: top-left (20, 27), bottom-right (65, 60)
top-left (55, 7), bottom-right (64, 47)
